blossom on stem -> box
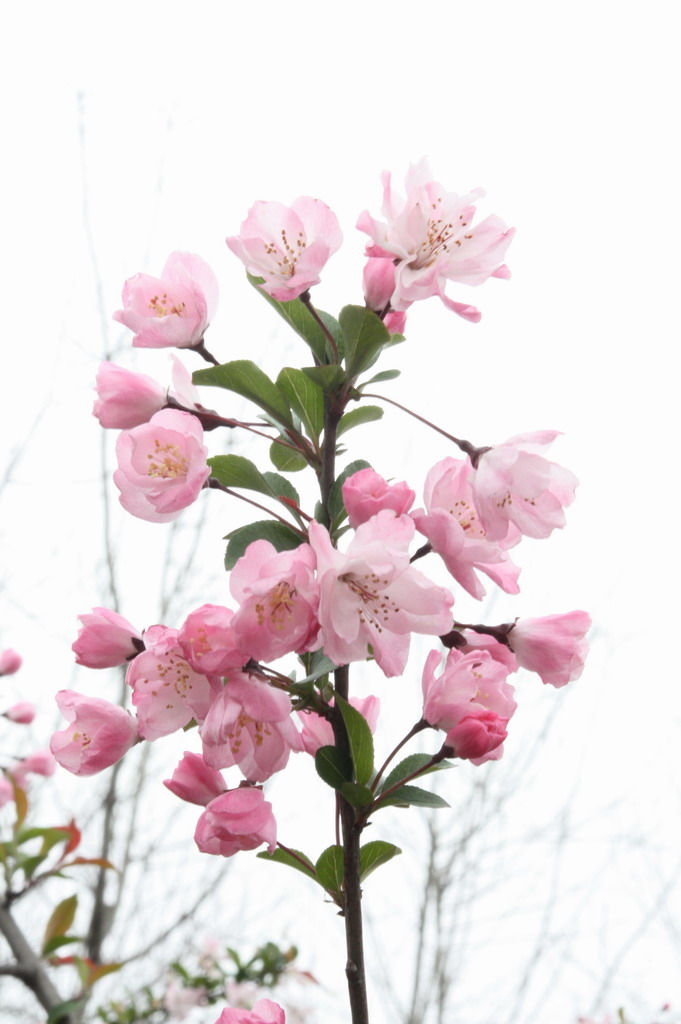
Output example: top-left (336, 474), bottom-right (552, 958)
top-left (178, 604), bottom-right (246, 676)
top-left (0, 649), bottom-right (22, 675)
top-left (470, 431), bottom-right (578, 541)
top-left (342, 467), bottom-right (415, 530)
top-left (226, 198), bottom-right (342, 301)
top-left (357, 159), bottom-right (514, 321)
top-left (194, 788), bottom-right (277, 859)
top-left (212, 998), bottom-right (285, 1023)
top-left (164, 751), bottom-right (227, 806)
top-left (114, 409), bottom-right (210, 523)
top-left (507, 611), bottom-right (592, 687)
top-left (3, 702), bottom-right (36, 724)
top-left (298, 695), bottom-right (380, 756)
top-left (50, 691), bottom-right (138, 776)
top-left (93, 362), bottom-right (167, 429)
top-left (113, 251), bottom-right (219, 350)
top-left (72, 607), bottom-right (143, 668)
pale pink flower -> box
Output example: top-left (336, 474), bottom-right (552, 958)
top-left (93, 362), bottom-right (167, 429)
top-left (11, 749), bottom-right (57, 786)
top-left (309, 512), bottom-right (454, 677)
top-left (72, 607), bottom-right (143, 669)
top-left (164, 751), bottom-right (227, 806)
top-left (411, 457), bottom-right (521, 600)
top-left (470, 431), bottom-right (578, 541)
top-left (298, 695), bottom-right (380, 756)
top-left (229, 541), bottom-right (320, 662)
top-left (127, 625), bottom-right (217, 741)
top-left (164, 978), bottom-right (206, 1019)
top-left (227, 198), bottom-right (342, 301)
top-left (194, 788), bottom-right (277, 859)
top-left (225, 980), bottom-right (262, 1009)
top-left (213, 997), bottom-right (285, 1024)
top-left (114, 409), bottom-right (210, 523)
top-left (50, 692), bottom-right (138, 776)
top-left (178, 604), bottom-right (245, 676)
top-left (456, 631), bottom-right (518, 673)
top-left (357, 159), bottom-right (514, 320)
top-left (0, 648), bottom-right (22, 675)
top-left (508, 611), bottom-right (591, 687)
top-left (342, 468), bottom-right (415, 529)
top-left (113, 251), bottom-right (219, 349)
top-left (200, 674), bottom-right (301, 782)
top-left (0, 776), bottom-right (14, 807)
top-left (3, 702), bottom-right (36, 724)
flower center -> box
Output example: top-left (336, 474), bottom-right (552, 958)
top-left (340, 571), bottom-right (400, 635)
top-left (148, 292), bottom-right (186, 317)
top-left (410, 203), bottom-right (474, 270)
top-left (264, 229), bottom-right (307, 278)
top-left (256, 582), bottom-right (297, 630)
top-left (449, 498), bottom-right (485, 538)
top-left (147, 439), bottom-right (189, 479)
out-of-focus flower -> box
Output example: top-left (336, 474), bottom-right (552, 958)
top-left (508, 611), bottom-right (592, 687)
top-left (72, 607), bottom-right (143, 669)
top-left (194, 788), bottom-right (277, 859)
top-left (50, 692), bottom-right (138, 776)
top-left (298, 695), bottom-right (380, 756)
top-left (0, 649), bottom-right (22, 676)
top-left (3, 701), bottom-right (36, 724)
top-left (164, 978), bottom-right (207, 1019)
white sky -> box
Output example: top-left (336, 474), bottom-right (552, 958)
top-left (2, 1), bottom-right (680, 1022)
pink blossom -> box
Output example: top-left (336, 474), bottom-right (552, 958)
top-left (164, 979), bottom-right (206, 1019)
top-left (93, 362), bottom-right (167, 429)
top-left (213, 998), bottom-right (285, 1024)
top-left (72, 607), bottom-right (143, 669)
top-left (194, 788), bottom-right (277, 859)
top-left (445, 708), bottom-right (509, 760)
top-left (470, 431), bottom-right (578, 541)
top-left (164, 751), bottom-right (227, 806)
top-left (0, 776), bottom-right (14, 807)
top-left (200, 674), bottom-right (301, 782)
top-left (298, 695), bottom-right (380, 756)
top-left (114, 409), bottom-right (210, 523)
top-left (50, 692), bottom-right (138, 776)
top-left (310, 512), bottom-right (454, 677)
top-left (3, 702), bottom-right (36, 724)
top-left (11, 749), bottom-right (57, 787)
top-left (178, 604), bottom-right (245, 676)
top-left (342, 468), bottom-right (415, 530)
top-left (384, 309), bottom-right (407, 334)
top-left (229, 541), bottom-right (320, 662)
top-left (357, 159), bottom-right (514, 321)
top-left (411, 457), bottom-right (521, 600)
top-left (113, 251), bottom-right (219, 350)
top-left (456, 631), bottom-right (518, 673)
top-left (127, 625), bottom-right (217, 741)
top-left (227, 197), bottom-right (342, 301)
top-left (0, 648), bottom-right (22, 675)
top-left (362, 257), bottom-right (396, 314)
top-left (508, 611), bottom-right (591, 687)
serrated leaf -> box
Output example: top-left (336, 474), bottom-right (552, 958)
top-left (339, 782), bottom-right (374, 807)
top-left (380, 754), bottom-right (454, 794)
top-left (277, 368), bottom-right (324, 441)
top-left (260, 472), bottom-right (300, 507)
top-left (340, 305), bottom-right (390, 380)
top-left (193, 359), bottom-right (293, 428)
top-left (208, 454), bottom-right (273, 496)
top-left (269, 441), bottom-right (308, 472)
top-left (257, 847), bottom-right (317, 882)
top-left (224, 520), bottom-right (304, 570)
top-left (337, 405), bottom-right (383, 438)
top-left (246, 274), bottom-right (329, 361)
top-left (335, 695), bottom-right (374, 787)
top-left (42, 895), bottom-right (78, 953)
top-left (315, 845), bottom-right (344, 895)
top-left (314, 745), bottom-right (353, 790)
top-left (302, 365), bottom-right (346, 392)
top-left (377, 784), bottom-right (450, 809)
top-left (359, 840), bottom-right (402, 882)
top-left (328, 459), bottom-right (372, 527)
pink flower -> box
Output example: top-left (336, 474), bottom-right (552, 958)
top-left (11, 749), bottom-right (57, 787)
top-left (456, 631), bottom-right (518, 673)
top-left (164, 979), bottom-right (206, 1019)
top-left (470, 431), bottom-right (578, 541)
top-left (213, 999), bottom-right (285, 1024)
top-left (194, 788), bottom-right (277, 859)
top-left (298, 695), bottom-right (380, 755)
top-left (50, 691), bottom-right (138, 776)
top-left (178, 604), bottom-right (245, 676)
top-left (310, 512), bottom-right (454, 677)
top-left (0, 649), bottom-right (22, 675)
top-left (227, 198), bottom-right (342, 301)
top-left (3, 702), bottom-right (36, 724)
top-left (164, 751), bottom-right (227, 806)
top-left (200, 674), bottom-right (301, 782)
top-left (445, 708), bottom-right (509, 760)
top-left (342, 468), bottom-right (415, 530)
top-left (114, 409), bottom-right (210, 523)
top-left (93, 362), bottom-right (167, 429)
top-left (0, 776), bottom-right (14, 807)
top-left (357, 159), bottom-right (514, 321)
top-left (229, 541), bottom-right (320, 662)
top-left (411, 457), bottom-right (521, 600)
top-left (507, 611), bottom-right (591, 687)
top-left (72, 607), bottom-right (143, 669)
top-left (113, 251), bottom-right (219, 350)
top-left (127, 625), bottom-right (217, 741)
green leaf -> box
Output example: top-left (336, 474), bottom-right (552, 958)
top-left (380, 754), bottom-right (454, 793)
top-left (302, 365), bottom-right (346, 392)
top-left (359, 840), bottom-right (402, 882)
top-left (339, 782), bottom-right (374, 807)
top-left (296, 653), bottom-right (337, 685)
top-left (224, 520), bottom-right (304, 570)
top-left (316, 310), bottom-right (345, 362)
top-left (337, 405), bottom-right (383, 438)
top-left (277, 367), bottom-right (324, 441)
top-left (193, 359), bottom-right (293, 428)
top-left (42, 934), bottom-right (82, 956)
top-left (315, 845), bottom-right (344, 895)
top-left (335, 695), bottom-right (374, 787)
top-left (269, 442), bottom-right (308, 472)
top-left (256, 847), bottom-right (317, 883)
top-left (47, 999), bottom-right (85, 1023)
top-left (377, 784), bottom-right (450, 809)
top-left (261, 472), bottom-right (300, 507)
top-left (358, 368), bottom-right (401, 389)
top-left (208, 454), bottom-right (273, 496)
top-left (247, 274), bottom-right (329, 361)
top-left (328, 459), bottom-right (372, 528)
top-left (314, 745), bottom-right (353, 790)
top-left (339, 305), bottom-right (390, 380)
top-left (42, 895), bottom-right (78, 954)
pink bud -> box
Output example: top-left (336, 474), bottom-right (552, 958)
top-left (178, 604), bottom-right (245, 676)
top-left (341, 467), bottom-right (415, 529)
top-left (72, 608), bottom-right (143, 669)
top-left (194, 787), bottom-right (277, 858)
top-left (11, 749), bottom-right (57, 788)
top-left (508, 611), bottom-right (592, 687)
top-left (362, 257), bottom-right (396, 313)
top-left (93, 362), bottom-right (167, 429)
top-left (445, 709), bottom-right (509, 760)
top-left (164, 751), bottom-right (227, 806)
top-left (50, 691), bottom-right (139, 776)
top-left (3, 701), bottom-right (36, 724)
top-left (0, 649), bottom-right (22, 675)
